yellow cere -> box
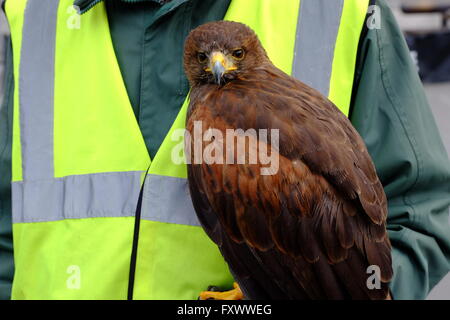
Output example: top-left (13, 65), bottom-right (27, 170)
top-left (205, 51), bottom-right (238, 72)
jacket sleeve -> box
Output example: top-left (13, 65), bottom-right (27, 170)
top-left (350, 0), bottom-right (450, 299)
top-left (0, 25), bottom-right (13, 299)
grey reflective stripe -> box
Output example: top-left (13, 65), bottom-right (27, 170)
top-left (292, 0), bottom-right (344, 97)
top-left (141, 174), bottom-right (201, 227)
top-left (12, 171), bottom-right (144, 223)
top-left (12, 171), bottom-right (202, 226)
top-left (20, 0), bottom-right (59, 180)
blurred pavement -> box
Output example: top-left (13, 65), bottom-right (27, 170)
top-left (424, 82), bottom-right (450, 155)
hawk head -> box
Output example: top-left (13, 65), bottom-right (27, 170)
top-left (184, 21), bottom-right (269, 87)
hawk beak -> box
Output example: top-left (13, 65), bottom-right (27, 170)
top-left (206, 51), bottom-right (237, 85)
top-left (212, 60), bottom-right (225, 85)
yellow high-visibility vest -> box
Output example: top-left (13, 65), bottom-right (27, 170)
top-left (5, 0), bottom-right (369, 299)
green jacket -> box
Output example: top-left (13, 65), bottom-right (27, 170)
top-left (1, 0), bottom-right (449, 300)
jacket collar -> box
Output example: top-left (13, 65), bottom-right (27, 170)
top-left (74, 0), bottom-right (170, 14)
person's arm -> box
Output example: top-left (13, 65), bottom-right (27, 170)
top-left (350, 0), bottom-right (450, 299)
top-left (0, 18), bottom-right (13, 300)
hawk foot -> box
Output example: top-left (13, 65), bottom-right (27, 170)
top-left (199, 282), bottom-right (244, 300)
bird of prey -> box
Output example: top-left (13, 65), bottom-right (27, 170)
top-left (183, 21), bottom-right (393, 300)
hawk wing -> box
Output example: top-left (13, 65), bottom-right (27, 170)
top-left (186, 66), bottom-right (393, 299)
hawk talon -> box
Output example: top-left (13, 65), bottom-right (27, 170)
top-left (206, 285), bottom-right (222, 292)
top-left (199, 282), bottom-right (244, 300)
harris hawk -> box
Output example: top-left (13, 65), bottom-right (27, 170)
top-left (183, 21), bottom-right (393, 300)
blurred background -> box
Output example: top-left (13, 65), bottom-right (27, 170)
top-left (389, 0), bottom-right (450, 156)
top-left (0, 0), bottom-right (449, 299)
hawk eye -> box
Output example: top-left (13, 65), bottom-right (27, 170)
top-left (197, 52), bottom-right (207, 63)
top-left (232, 49), bottom-right (245, 60)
